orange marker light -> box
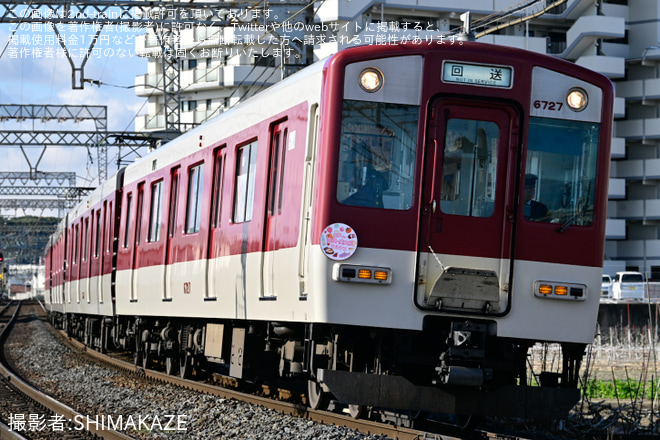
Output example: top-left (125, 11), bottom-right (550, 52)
top-left (539, 284), bottom-right (553, 295)
top-left (374, 270), bottom-right (388, 281)
top-left (358, 269), bottom-right (372, 279)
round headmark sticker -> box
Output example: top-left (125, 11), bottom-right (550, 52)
top-left (320, 223), bottom-right (358, 261)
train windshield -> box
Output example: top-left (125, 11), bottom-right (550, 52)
top-left (440, 118), bottom-right (500, 218)
top-left (524, 117), bottom-right (600, 225)
top-left (336, 100), bottom-right (419, 210)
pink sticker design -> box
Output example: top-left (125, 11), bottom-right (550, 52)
top-left (320, 223), bottom-right (358, 261)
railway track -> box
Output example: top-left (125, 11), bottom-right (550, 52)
top-left (0, 301), bottom-right (136, 440)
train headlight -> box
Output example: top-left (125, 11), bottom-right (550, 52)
top-left (333, 263), bottom-right (392, 285)
top-left (359, 68), bottom-right (383, 93)
top-left (566, 88), bottom-right (588, 111)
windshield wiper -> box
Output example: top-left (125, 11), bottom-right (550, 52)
top-left (556, 205), bottom-right (591, 233)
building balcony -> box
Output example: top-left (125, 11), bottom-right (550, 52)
top-left (563, 15), bottom-right (625, 60)
top-left (479, 35), bottom-right (547, 53)
top-left (135, 109), bottom-right (212, 132)
top-left (615, 199), bottom-right (660, 220)
top-left (617, 239), bottom-right (660, 259)
top-left (574, 55), bottom-right (625, 78)
top-left (135, 65), bottom-right (279, 97)
top-left (615, 158), bottom-right (660, 181)
top-left (611, 137), bottom-right (625, 159)
top-left (135, 113), bottom-right (165, 132)
top-left (616, 78), bottom-right (660, 103)
top-left (614, 97), bottom-right (626, 119)
top-left (616, 118), bottom-right (660, 142)
top-left (605, 218), bottom-right (626, 240)
top-left (608, 178), bottom-right (626, 200)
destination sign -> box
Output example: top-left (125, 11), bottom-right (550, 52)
top-left (442, 62), bottom-right (513, 88)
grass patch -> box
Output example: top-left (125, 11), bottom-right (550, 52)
top-left (584, 378), bottom-right (658, 401)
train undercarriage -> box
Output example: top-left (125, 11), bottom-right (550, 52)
top-left (52, 312), bottom-right (584, 420)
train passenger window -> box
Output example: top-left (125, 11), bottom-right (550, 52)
top-left (277, 129), bottom-right (288, 214)
top-left (94, 209), bottom-right (102, 258)
top-left (136, 184), bottom-right (144, 244)
top-left (337, 100), bottom-right (419, 209)
top-left (123, 193), bottom-right (133, 248)
top-left (268, 128), bottom-right (287, 216)
top-left (106, 201), bottom-right (112, 254)
top-left (525, 117), bottom-right (600, 225)
top-left (83, 217), bottom-right (89, 262)
top-left (168, 168), bottom-right (180, 237)
top-left (73, 224), bottom-right (79, 264)
top-left (185, 163), bottom-right (204, 234)
top-left (211, 149), bottom-right (225, 228)
top-left (233, 141), bottom-right (258, 223)
top-left (440, 119), bottom-right (499, 218)
top-left (148, 180), bottom-right (163, 242)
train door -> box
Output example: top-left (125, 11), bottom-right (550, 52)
top-left (298, 105), bottom-right (319, 296)
top-left (417, 100), bottom-right (520, 315)
top-left (164, 167), bottom-right (180, 301)
top-left (96, 204), bottom-right (104, 304)
top-left (262, 120), bottom-right (289, 297)
top-left (81, 216), bottom-right (91, 303)
top-left (130, 184), bottom-right (144, 301)
top-left (207, 149), bottom-right (225, 299)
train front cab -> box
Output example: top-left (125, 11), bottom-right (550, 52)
top-left (309, 42), bottom-right (613, 419)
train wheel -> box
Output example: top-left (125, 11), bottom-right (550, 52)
top-left (307, 380), bottom-right (329, 410)
top-left (348, 404), bottom-right (365, 419)
top-left (134, 348), bottom-right (142, 367)
top-left (165, 356), bottom-right (178, 376)
top-left (142, 343), bottom-right (152, 370)
top-left (180, 353), bottom-right (192, 379)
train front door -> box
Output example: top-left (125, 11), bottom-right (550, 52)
top-left (417, 100), bottom-right (520, 315)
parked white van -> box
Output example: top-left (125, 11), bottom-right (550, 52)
top-left (612, 271), bottom-right (646, 300)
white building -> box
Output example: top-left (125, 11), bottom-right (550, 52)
top-left (135, 0), bottom-right (660, 278)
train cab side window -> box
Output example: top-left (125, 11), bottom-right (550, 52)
top-left (233, 141), bottom-right (258, 223)
top-left (185, 163), bottom-right (204, 234)
top-left (123, 193), bottom-right (133, 248)
top-left (148, 180), bottom-right (163, 242)
top-left (524, 117), bottom-right (600, 224)
top-left (440, 119), bottom-right (499, 218)
top-left (337, 100), bottom-right (418, 210)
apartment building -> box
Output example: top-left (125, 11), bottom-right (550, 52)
top-left (135, 0), bottom-right (658, 277)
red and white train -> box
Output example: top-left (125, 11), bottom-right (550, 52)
top-left (45, 41), bottom-right (613, 420)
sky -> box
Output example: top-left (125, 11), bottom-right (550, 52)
top-left (0, 20), bottom-right (148, 216)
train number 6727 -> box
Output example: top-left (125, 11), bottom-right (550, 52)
top-left (533, 100), bottom-right (563, 111)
